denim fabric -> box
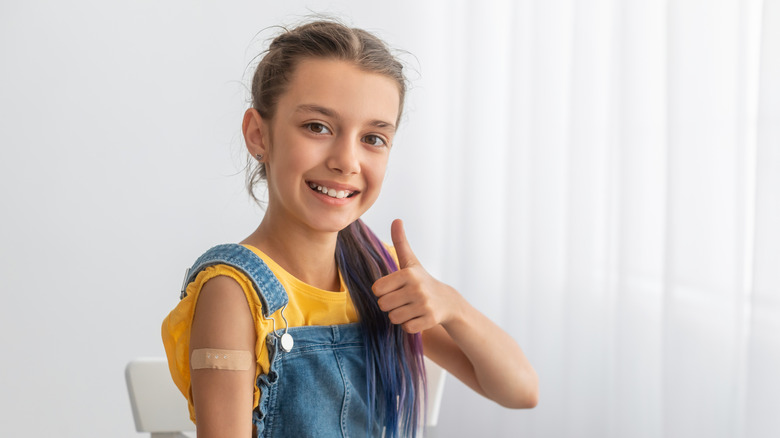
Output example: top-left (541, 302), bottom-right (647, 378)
top-left (256, 324), bottom-right (382, 437)
top-left (185, 244), bottom-right (381, 437)
top-left (182, 244), bottom-right (288, 317)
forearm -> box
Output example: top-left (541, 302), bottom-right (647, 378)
top-left (435, 287), bottom-right (538, 408)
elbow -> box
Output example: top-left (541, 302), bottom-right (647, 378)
top-left (502, 388), bottom-right (538, 409)
top-left (501, 370), bottom-right (539, 409)
top-left (520, 388), bottom-right (539, 409)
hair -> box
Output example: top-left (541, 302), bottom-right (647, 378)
top-left (245, 20), bottom-right (424, 437)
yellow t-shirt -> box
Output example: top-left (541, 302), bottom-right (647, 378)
top-left (161, 244), bottom-right (358, 422)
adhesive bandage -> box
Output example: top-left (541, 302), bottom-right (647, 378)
top-left (191, 349), bottom-right (253, 370)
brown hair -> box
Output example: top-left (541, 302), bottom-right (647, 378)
top-left (245, 20), bottom-right (407, 202)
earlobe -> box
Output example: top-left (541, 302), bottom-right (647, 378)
top-left (242, 108), bottom-right (270, 158)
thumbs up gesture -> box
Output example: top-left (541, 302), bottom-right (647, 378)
top-left (372, 219), bottom-right (459, 334)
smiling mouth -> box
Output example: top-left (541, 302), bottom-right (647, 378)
top-left (308, 182), bottom-right (359, 199)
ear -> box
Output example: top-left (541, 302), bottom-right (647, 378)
top-left (242, 108), bottom-right (271, 158)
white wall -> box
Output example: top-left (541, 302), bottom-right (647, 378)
top-left (0, 1), bottom-right (461, 436)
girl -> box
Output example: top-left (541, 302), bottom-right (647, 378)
top-left (162, 19), bottom-right (538, 438)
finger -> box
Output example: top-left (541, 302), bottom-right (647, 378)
top-left (402, 316), bottom-right (436, 334)
top-left (371, 271), bottom-right (406, 297)
top-left (387, 303), bottom-right (425, 326)
top-left (376, 288), bottom-right (414, 312)
top-left (391, 219), bottom-right (419, 268)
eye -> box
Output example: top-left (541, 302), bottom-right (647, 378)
top-left (304, 123), bottom-right (331, 135)
top-left (363, 134), bottom-right (387, 147)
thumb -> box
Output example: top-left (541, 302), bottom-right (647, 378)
top-left (391, 219), bottom-right (418, 268)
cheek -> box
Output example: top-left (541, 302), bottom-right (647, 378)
top-left (365, 157), bottom-right (389, 189)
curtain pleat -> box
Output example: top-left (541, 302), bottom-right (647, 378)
top-left (431, 1), bottom-right (778, 436)
top-left (746, 1), bottom-right (780, 437)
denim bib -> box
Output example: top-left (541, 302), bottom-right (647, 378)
top-left (183, 244), bottom-right (382, 437)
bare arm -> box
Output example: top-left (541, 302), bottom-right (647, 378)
top-left (190, 275), bottom-right (257, 437)
top-left (372, 220), bottom-right (538, 408)
top-left (421, 298), bottom-right (538, 408)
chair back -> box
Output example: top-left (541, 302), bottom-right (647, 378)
top-left (423, 356), bottom-right (447, 428)
top-left (125, 358), bottom-right (195, 435)
top-left (126, 356), bottom-right (446, 435)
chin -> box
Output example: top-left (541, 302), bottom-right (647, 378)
top-left (310, 216), bottom-right (360, 234)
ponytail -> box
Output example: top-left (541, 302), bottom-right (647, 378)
top-left (336, 219), bottom-right (426, 437)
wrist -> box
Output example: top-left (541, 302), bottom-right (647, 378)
top-left (439, 283), bottom-right (468, 328)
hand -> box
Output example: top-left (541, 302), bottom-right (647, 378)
top-left (371, 219), bottom-right (459, 333)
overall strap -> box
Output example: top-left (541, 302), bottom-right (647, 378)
top-left (179, 243), bottom-right (288, 318)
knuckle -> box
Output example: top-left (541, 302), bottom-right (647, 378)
top-left (388, 312), bottom-right (400, 324)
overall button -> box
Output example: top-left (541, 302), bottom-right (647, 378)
top-left (281, 333), bottom-right (294, 352)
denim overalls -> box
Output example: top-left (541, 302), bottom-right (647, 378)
top-left (181, 244), bottom-right (383, 437)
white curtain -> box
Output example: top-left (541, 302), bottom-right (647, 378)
top-left (416, 0), bottom-right (780, 436)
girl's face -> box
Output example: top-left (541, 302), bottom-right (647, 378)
top-left (260, 58), bottom-right (400, 234)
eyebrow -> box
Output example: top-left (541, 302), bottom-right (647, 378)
top-left (294, 104), bottom-right (396, 132)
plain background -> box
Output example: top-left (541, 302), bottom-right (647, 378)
top-left (0, 1), bottom-right (490, 437)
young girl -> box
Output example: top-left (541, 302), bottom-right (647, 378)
top-left (162, 20), bottom-right (538, 438)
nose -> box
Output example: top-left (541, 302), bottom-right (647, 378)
top-left (328, 135), bottom-right (360, 175)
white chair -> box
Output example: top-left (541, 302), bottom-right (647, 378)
top-left (421, 356), bottom-right (447, 436)
top-left (125, 358), bottom-right (195, 438)
top-left (125, 356), bottom-right (446, 437)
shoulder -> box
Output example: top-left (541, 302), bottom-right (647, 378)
top-left (164, 264), bottom-right (262, 345)
top-left (191, 274), bottom-right (255, 345)
top-left (163, 261), bottom-right (266, 350)
top-left (186, 263), bottom-right (264, 311)
top-left (197, 275), bottom-right (250, 312)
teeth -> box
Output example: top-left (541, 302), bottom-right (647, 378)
top-left (309, 182), bottom-right (353, 199)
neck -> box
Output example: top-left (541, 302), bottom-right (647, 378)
top-left (241, 211), bottom-right (342, 292)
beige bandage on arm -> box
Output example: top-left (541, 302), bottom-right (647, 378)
top-left (191, 348), bottom-right (253, 371)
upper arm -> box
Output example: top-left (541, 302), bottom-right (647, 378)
top-left (190, 275), bottom-right (257, 437)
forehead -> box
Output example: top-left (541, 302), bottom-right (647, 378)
top-left (276, 58), bottom-right (400, 126)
